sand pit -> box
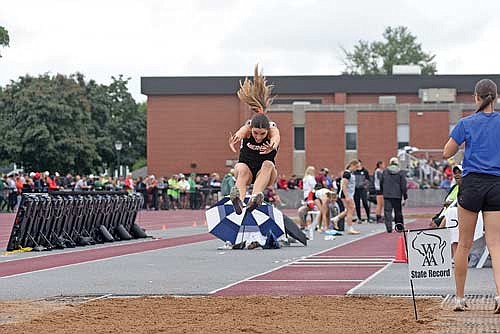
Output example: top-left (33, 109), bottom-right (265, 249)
top-left (0, 295), bottom-right (443, 334)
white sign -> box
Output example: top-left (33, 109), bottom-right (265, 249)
top-left (407, 229), bottom-right (452, 280)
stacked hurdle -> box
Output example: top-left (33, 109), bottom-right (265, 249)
top-left (6, 191), bottom-right (147, 251)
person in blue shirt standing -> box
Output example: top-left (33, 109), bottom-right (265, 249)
top-left (443, 78), bottom-right (500, 313)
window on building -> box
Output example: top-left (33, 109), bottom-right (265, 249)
top-left (345, 125), bottom-right (357, 151)
top-left (379, 96), bottom-right (396, 104)
top-left (397, 124), bottom-right (409, 149)
top-left (274, 99), bottom-right (322, 104)
top-left (294, 126), bottom-right (305, 150)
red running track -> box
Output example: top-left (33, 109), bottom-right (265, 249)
top-left (214, 230), bottom-right (401, 296)
top-left (0, 233), bottom-right (214, 278)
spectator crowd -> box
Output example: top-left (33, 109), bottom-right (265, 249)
top-left (0, 156), bottom-right (459, 215)
top-left (0, 171), bottom-right (229, 213)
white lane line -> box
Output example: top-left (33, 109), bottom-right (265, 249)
top-left (310, 255), bottom-right (394, 260)
top-left (0, 239), bottom-right (214, 280)
top-left (293, 262), bottom-right (391, 265)
top-left (81, 293), bottom-right (114, 304)
top-left (0, 234), bottom-right (207, 264)
top-left (346, 262), bottom-right (393, 295)
top-left (290, 264), bottom-right (385, 267)
top-left (250, 279), bottom-right (363, 283)
top-left (301, 257), bottom-right (394, 260)
top-left (209, 230), bottom-right (384, 295)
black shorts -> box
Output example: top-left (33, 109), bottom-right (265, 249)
top-left (249, 165), bottom-right (260, 184)
top-left (239, 160), bottom-right (276, 184)
top-left (376, 190), bottom-right (383, 196)
top-left (458, 172), bottom-right (500, 212)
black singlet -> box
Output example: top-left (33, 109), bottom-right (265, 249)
top-left (238, 135), bottom-right (277, 180)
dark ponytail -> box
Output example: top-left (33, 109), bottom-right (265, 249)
top-left (250, 113), bottom-right (270, 129)
top-left (476, 94), bottom-right (494, 112)
top-left (474, 79), bottom-right (498, 112)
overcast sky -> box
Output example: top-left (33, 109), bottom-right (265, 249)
top-left (2, 0), bottom-right (500, 102)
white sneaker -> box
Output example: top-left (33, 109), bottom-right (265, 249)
top-left (347, 228), bottom-right (360, 235)
top-left (494, 296), bottom-right (500, 314)
top-left (247, 192), bottom-right (264, 212)
top-left (229, 186), bottom-right (243, 215)
top-left (217, 241), bottom-right (233, 250)
top-left (453, 297), bottom-right (469, 311)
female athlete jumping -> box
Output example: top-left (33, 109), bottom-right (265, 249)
top-left (228, 65), bottom-right (280, 214)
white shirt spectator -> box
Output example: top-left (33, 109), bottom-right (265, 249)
top-left (75, 179), bottom-right (87, 191)
top-left (178, 179), bottom-right (190, 192)
top-left (315, 187), bottom-right (332, 200)
top-left (302, 175), bottom-right (317, 199)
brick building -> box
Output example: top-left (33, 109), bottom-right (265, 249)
top-left (141, 74), bottom-right (500, 178)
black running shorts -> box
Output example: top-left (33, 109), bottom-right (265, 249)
top-left (458, 172), bottom-right (500, 212)
top-left (238, 160), bottom-right (276, 184)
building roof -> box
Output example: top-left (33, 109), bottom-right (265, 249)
top-left (141, 74), bottom-right (500, 96)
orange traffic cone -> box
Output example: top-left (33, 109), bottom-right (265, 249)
top-left (162, 224), bottom-right (166, 230)
top-left (203, 220), bottom-right (208, 226)
top-left (192, 221), bottom-right (197, 227)
top-left (394, 235), bottom-right (408, 263)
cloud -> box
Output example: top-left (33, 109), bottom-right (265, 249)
top-left (2, 0), bottom-right (500, 102)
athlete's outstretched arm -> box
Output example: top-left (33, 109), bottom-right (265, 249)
top-left (228, 131), bottom-right (243, 153)
top-left (264, 126), bottom-right (280, 154)
top-left (443, 138), bottom-right (459, 159)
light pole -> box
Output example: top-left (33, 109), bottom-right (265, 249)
top-left (115, 140), bottom-right (122, 177)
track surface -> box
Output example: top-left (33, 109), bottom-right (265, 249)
top-left (214, 230), bottom-right (397, 295)
top-left (0, 207), bottom-right (460, 300)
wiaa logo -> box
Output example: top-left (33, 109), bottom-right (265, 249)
top-left (411, 231), bottom-right (447, 267)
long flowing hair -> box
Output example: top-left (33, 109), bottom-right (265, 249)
top-left (237, 64), bottom-right (275, 114)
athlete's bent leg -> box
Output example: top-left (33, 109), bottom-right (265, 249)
top-left (247, 161), bottom-right (277, 212)
top-left (233, 163), bottom-right (252, 201)
top-left (253, 160), bottom-right (277, 194)
top-left (231, 163), bottom-right (252, 214)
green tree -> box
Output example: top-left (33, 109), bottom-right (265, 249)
top-left (86, 75), bottom-right (146, 173)
top-left (0, 73), bottom-right (146, 174)
top-left (107, 75), bottom-right (146, 169)
top-left (0, 26), bottom-right (9, 57)
top-left (0, 74), bottom-right (100, 173)
top-left (342, 26), bottom-right (437, 75)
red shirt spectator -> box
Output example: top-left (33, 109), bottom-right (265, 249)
top-left (315, 168), bottom-right (327, 188)
top-left (15, 177), bottom-right (24, 193)
top-left (444, 165), bottom-right (453, 180)
top-left (124, 174), bottom-right (135, 191)
top-left (46, 176), bottom-right (58, 191)
top-left (277, 174), bottom-right (288, 190)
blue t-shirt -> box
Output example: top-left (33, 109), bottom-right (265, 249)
top-left (450, 111), bottom-right (500, 177)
